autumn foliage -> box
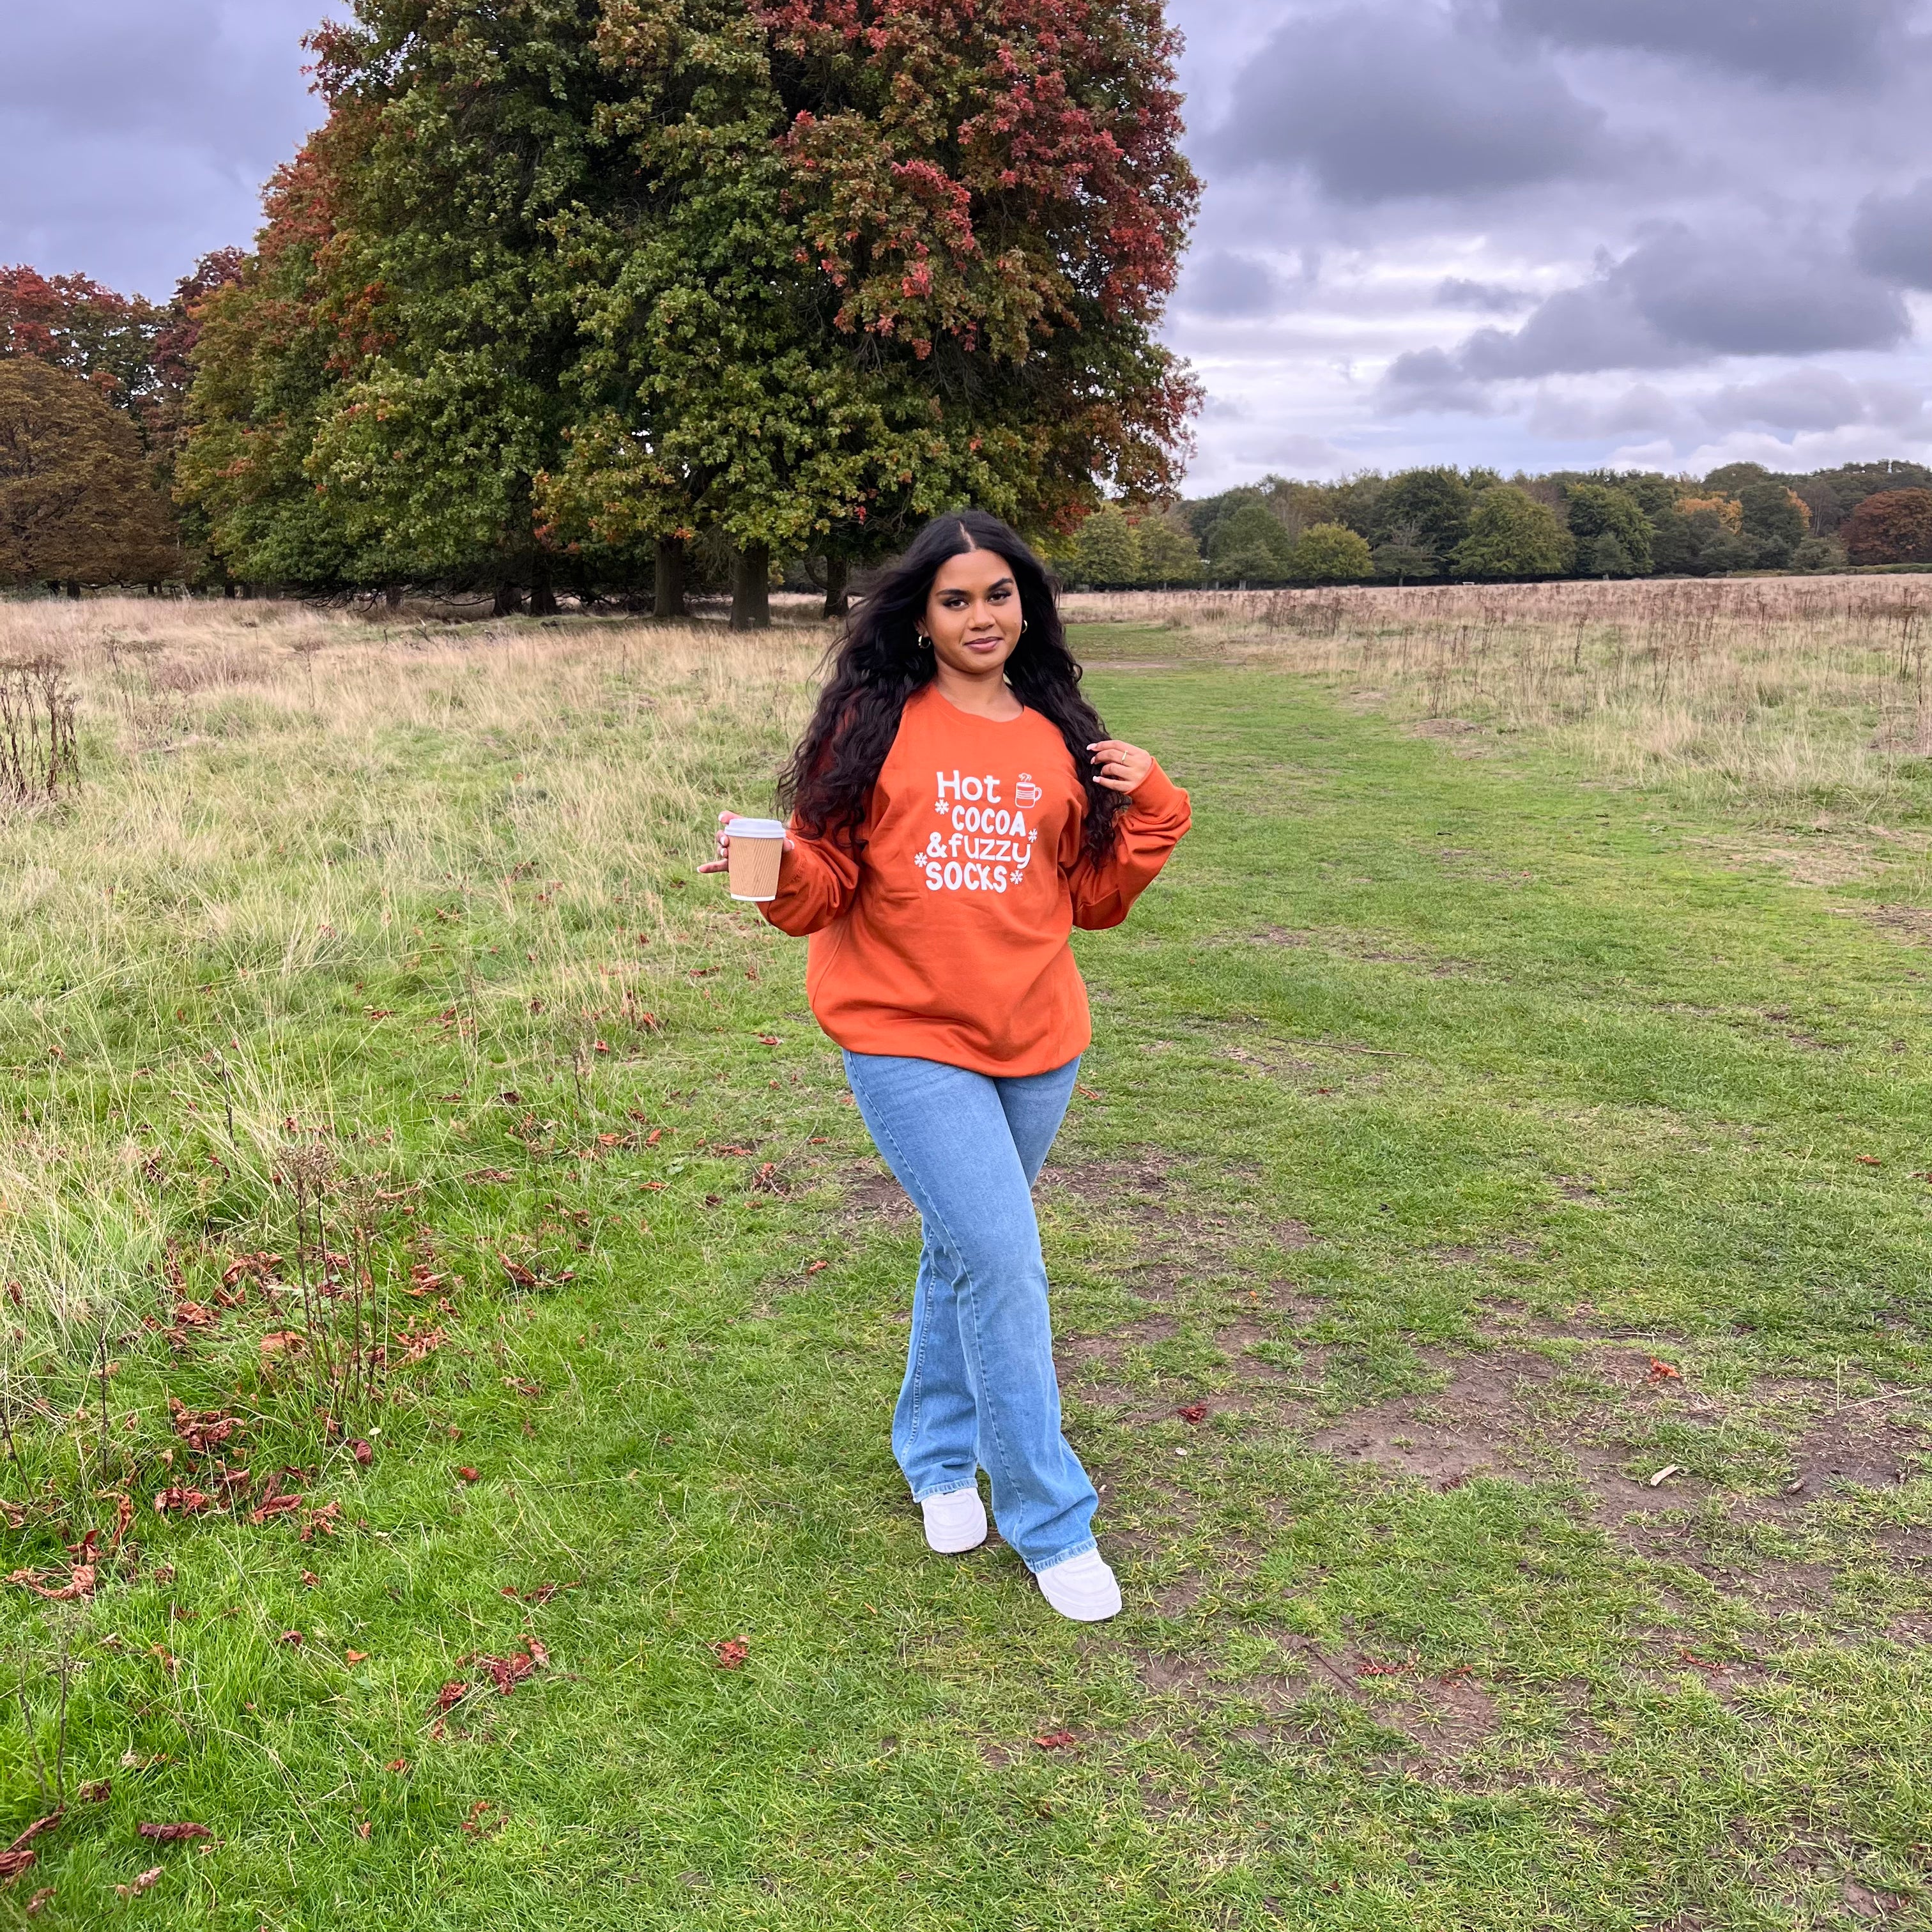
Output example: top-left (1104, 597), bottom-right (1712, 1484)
top-left (177, 0), bottom-right (1200, 609)
top-left (1842, 488), bottom-right (1932, 566)
top-left (0, 358), bottom-right (176, 587)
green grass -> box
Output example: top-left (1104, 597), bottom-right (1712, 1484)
top-left (1, 610), bottom-right (1929, 1929)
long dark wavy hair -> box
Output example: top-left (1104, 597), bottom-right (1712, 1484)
top-left (778, 510), bottom-right (1125, 861)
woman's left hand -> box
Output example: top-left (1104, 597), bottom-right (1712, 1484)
top-left (1087, 739), bottom-right (1155, 795)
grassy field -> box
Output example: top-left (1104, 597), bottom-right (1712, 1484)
top-left (1, 584), bottom-right (1929, 1929)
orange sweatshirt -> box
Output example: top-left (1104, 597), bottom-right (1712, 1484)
top-left (761, 685), bottom-right (1191, 1075)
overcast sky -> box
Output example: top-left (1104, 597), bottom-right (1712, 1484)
top-left (4, 1), bottom-right (1930, 492)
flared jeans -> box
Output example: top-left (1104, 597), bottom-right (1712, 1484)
top-left (842, 1049), bottom-right (1099, 1572)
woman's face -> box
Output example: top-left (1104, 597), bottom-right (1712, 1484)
top-left (922, 548), bottom-right (1023, 677)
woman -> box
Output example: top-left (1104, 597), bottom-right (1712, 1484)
top-left (703, 510), bottom-right (1190, 1621)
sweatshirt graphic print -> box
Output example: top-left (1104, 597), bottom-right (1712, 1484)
top-left (761, 686), bottom-right (1191, 1077)
top-left (913, 762), bottom-right (1044, 898)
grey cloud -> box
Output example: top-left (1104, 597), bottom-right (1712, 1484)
top-left (1491, 0), bottom-right (1915, 86)
top-left (1385, 224), bottom-right (1912, 406)
top-left (1434, 277), bottom-right (1537, 315)
top-left (1522, 371), bottom-right (1931, 445)
top-left (1853, 177), bottom-right (1932, 290)
top-left (1178, 250), bottom-right (1294, 319)
top-left (1698, 370), bottom-right (1929, 435)
top-left (0, 4), bottom-right (332, 155)
top-left (0, 3), bottom-right (336, 293)
top-left (1525, 383), bottom-right (1683, 441)
top-left (1211, 6), bottom-right (1612, 203)
top-left (1616, 226), bottom-right (1908, 358)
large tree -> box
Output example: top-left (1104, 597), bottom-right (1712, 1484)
top-left (1207, 498), bottom-right (1294, 581)
top-left (1566, 482), bottom-right (1653, 576)
top-left (543, 0), bottom-right (1199, 624)
top-left (1372, 468), bottom-right (1472, 577)
top-left (1843, 489), bottom-right (1932, 565)
top-left (1451, 486), bottom-right (1574, 580)
top-left (0, 266), bottom-right (164, 429)
top-left (0, 358), bottom-right (177, 586)
top-left (177, 123), bottom-right (387, 591)
top-left (1287, 522), bottom-right (1371, 584)
top-left (301, 3), bottom-right (630, 610)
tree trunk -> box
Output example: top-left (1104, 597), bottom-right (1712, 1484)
top-left (654, 536), bottom-right (687, 620)
top-left (730, 543), bottom-right (772, 631)
top-left (223, 581), bottom-right (237, 599)
top-left (492, 583), bottom-right (524, 618)
top-left (65, 581), bottom-right (81, 601)
top-left (822, 555), bottom-right (850, 620)
top-left (527, 578), bottom-right (559, 619)
top-left (384, 585), bottom-right (403, 610)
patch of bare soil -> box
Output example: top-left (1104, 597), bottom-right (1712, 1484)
top-left (1305, 1348), bottom-right (1558, 1490)
top-left (1041, 1152), bottom-right (1179, 1211)
top-left (1276, 1338), bottom-right (1929, 1625)
top-left (1243, 926), bottom-right (1486, 979)
top-left (1131, 1641), bottom-right (1501, 1771)
top-left (840, 1162), bottom-right (916, 1225)
top-left (1057, 1314), bottom-right (1177, 1376)
top-left (1861, 903), bottom-right (1932, 947)
top-left (1696, 833), bottom-right (1878, 887)
top-left (1786, 1402), bottom-right (1925, 1494)
top-left (1412, 718), bottom-right (1494, 758)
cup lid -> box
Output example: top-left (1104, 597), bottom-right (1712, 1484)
top-left (724, 816), bottom-right (787, 839)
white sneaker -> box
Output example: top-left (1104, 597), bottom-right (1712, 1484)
top-left (921, 1487), bottom-right (988, 1554)
top-left (1034, 1548), bottom-right (1123, 1622)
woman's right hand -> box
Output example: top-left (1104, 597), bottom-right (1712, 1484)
top-left (696, 810), bottom-right (792, 876)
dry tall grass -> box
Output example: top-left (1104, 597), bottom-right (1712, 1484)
top-left (1068, 575), bottom-right (1932, 816)
top-left (1, 597), bottom-right (825, 1349)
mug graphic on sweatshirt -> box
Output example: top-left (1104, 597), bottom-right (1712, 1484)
top-left (917, 767), bottom-right (1040, 895)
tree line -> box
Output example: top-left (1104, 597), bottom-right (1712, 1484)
top-left (4, 0), bottom-right (1199, 625)
top-left (1056, 460), bottom-right (1932, 590)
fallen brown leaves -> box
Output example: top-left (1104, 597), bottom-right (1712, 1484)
top-left (116, 1868), bottom-right (163, 1897)
top-left (459, 1800), bottom-right (503, 1838)
top-left (476, 1636), bottom-right (548, 1694)
top-left (222, 1252), bottom-right (284, 1289)
top-left (431, 1634), bottom-right (550, 1726)
top-left (712, 1637), bottom-right (749, 1671)
top-left (169, 1399), bottom-right (242, 1455)
top-left (248, 1475), bottom-right (305, 1526)
top-left (137, 1822), bottom-right (211, 1844)
top-left (1032, 1731), bottom-right (1077, 1751)
top-left (152, 1487), bottom-right (212, 1517)
top-left (499, 1581), bottom-right (576, 1605)
top-left (8, 1558), bottom-right (96, 1603)
top-left (397, 1326), bottom-right (449, 1362)
top-left (0, 1810), bottom-right (64, 1880)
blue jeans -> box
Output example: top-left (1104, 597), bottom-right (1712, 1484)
top-left (842, 1050), bottom-right (1098, 1573)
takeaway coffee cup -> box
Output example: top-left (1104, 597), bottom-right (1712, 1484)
top-left (724, 817), bottom-right (787, 902)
